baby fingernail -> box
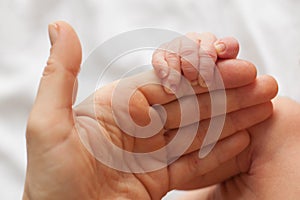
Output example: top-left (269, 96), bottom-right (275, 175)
top-left (215, 42), bottom-right (226, 53)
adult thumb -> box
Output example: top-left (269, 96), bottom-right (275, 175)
top-left (34, 21), bottom-right (82, 116)
top-left (26, 21), bottom-right (82, 152)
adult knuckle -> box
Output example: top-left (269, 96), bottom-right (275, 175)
top-left (26, 109), bottom-right (72, 140)
top-left (26, 113), bottom-right (47, 140)
top-left (187, 154), bottom-right (202, 173)
top-left (43, 62), bottom-right (57, 77)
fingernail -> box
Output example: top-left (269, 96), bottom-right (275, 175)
top-left (159, 69), bottom-right (168, 78)
top-left (215, 42), bottom-right (226, 53)
top-left (48, 23), bottom-right (58, 46)
top-left (198, 76), bottom-right (207, 88)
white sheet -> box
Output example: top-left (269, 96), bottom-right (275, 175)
top-left (1, 0), bottom-right (300, 199)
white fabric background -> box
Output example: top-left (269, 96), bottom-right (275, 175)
top-left (0, 0), bottom-right (300, 199)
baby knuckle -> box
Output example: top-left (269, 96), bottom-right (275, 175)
top-left (180, 47), bottom-right (197, 57)
top-left (201, 49), bottom-right (217, 61)
top-left (166, 53), bottom-right (179, 61)
top-left (182, 64), bottom-right (197, 73)
top-left (152, 59), bottom-right (165, 68)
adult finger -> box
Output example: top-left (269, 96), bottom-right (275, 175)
top-left (165, 102), bottom-right (273, 155)
top-left (27, 21), bottom-right (82, 144)
top-left (163, 75), bottom-right (278, 129)
top-left (33, 21), bottom-right (81, 113)
top-left (168, 130), bottom-right (250, 190)
top-left (177, 146), bottom-right (251, 190)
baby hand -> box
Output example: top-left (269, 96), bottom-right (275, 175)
top-left (152, 32), bottom-right (239, 93)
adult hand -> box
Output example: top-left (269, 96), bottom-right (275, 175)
top-left (23, 21), bottom-right (277, 200)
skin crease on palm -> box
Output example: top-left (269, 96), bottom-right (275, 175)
top-left (23, 21), bottom-right (278, 200)
top-left (180, 97), bottom-right (300, 200)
